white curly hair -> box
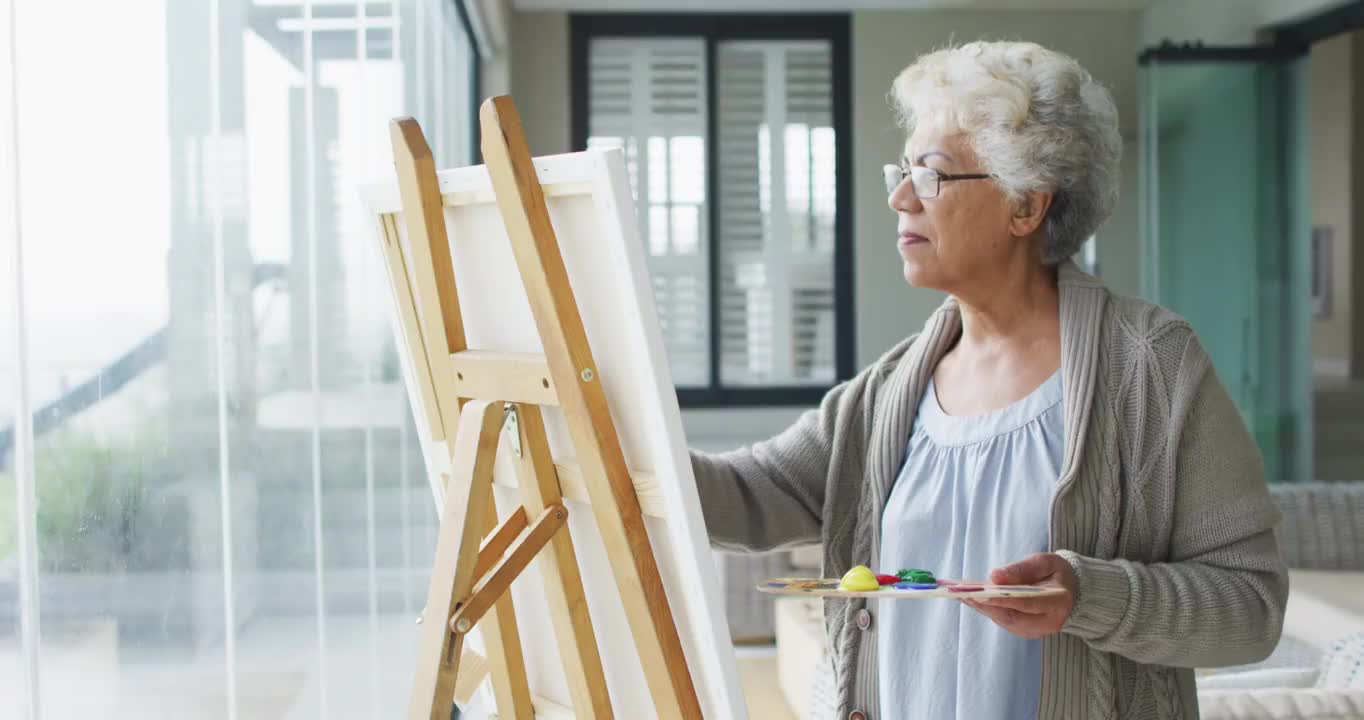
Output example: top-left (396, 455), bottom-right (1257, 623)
top-left (890, 41), bottom-right (1122, 264)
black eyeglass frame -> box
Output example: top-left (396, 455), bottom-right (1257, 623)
top-left (883, 163), bottom-right (994, 198)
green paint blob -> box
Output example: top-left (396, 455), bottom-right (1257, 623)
top-left (896, 568), bottom-right (936, 584)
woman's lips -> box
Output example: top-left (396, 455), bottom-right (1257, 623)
top-left (898, 232), bottom-right (928, 247)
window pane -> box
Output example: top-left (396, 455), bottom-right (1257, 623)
top-left (3, 0), bottom-right (462, 714)
top-left (587, 38), bottom-right (710, 388)
top-left (718, 41), bottom-right (837, 387)
top-left (0, 0), bottom-right (20, 699)
top-left (14, 1), bottom-right (215, 714)
top-left (1081, 235), bottom-right (1098, 275)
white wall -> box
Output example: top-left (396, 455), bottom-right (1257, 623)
top-left (1309, 32), bottom-right (1354, 376)
top-left (1141, 0), bottom-right (1353, 46)
top-left (475, 0), bottom-right (513, 97)
top-left (483, 55), bottom-right (512, 99)
top-left (1352, 34), bottom-right (1364, 379)
top-left (508, 11), bottom-right (571, 154)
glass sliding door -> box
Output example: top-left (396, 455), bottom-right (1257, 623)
top-left (2, 1), bottom-right (474, 717)
top-left (1141, 49), bottom-right (1311, 483)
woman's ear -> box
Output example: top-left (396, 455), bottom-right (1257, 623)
top-left (1009, 191), bottom-right (1053, 238)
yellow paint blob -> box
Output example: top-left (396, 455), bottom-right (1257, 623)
top-left (840, 565), bottom-right (879, 592)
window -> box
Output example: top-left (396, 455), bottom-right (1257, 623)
top-left (2, 1), bottom-right (479, 716)
top-left (572, 14), bottom-right (854, 407)
top-left (1080, 235), bottom-right (1099, 275)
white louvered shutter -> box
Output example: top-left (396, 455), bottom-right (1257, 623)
top-left (717, 40), bottom-right (836, 387)
top-left (587, 36), bottom-right (838, 391)
top-left (587, 38), bottom-right (710, 387)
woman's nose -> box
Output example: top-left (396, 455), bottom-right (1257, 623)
top-left (887, 180), bottom-right (922, 214)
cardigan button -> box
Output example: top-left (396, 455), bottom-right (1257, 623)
top-left (856, 608), bottom-right (872, 631)
top-left (849, 711), bottom-right (867, 720)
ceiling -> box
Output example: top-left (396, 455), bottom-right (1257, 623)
top-left (512, 0), bottom-right (1152, 12)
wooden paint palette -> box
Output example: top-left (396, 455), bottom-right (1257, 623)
top-left (757, 577), bottom-right (1067, 600)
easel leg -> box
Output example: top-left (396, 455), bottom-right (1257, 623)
top-left (409, 400), bottom-right (503, 720)
top-left (510, 403), bottom-right (614, 719)
top-left (480, 96), bottom-right (701, 719)
top-left (480, 501), bottom-right (534, 719)
top-left (442, 503), bottom-right (570, 714)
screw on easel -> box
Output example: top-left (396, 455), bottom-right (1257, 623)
top-left (580, 368), bottom-right (594, 382)
top-left (454, 617), bottom-right (472, 633)
top-left (555, 510), bottom-right (565, 521)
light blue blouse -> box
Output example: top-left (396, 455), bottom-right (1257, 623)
top-left (876, 370), bottom-right (1064, 720)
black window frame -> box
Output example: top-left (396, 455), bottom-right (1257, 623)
top-left (569, 13), bottom-right (855, 408)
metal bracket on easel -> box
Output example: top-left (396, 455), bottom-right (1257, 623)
top-left (502, 404), bottom-right (521, 458)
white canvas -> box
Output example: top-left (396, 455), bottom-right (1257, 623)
top-left (360, 147), bottom-right (746, 719)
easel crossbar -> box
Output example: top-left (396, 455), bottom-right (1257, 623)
top-left (451, 350), bottom-right (558, 406)
top-left (474, 507), bottom-right (529, 581)
top-left (452, 502), bottom-right (568, 634)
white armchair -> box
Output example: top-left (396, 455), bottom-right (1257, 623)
top-left (1194, 481), bottom-right (1364, 720)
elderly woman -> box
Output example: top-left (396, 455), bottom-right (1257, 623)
top-left (691, 41), bottom-right (1287, 720)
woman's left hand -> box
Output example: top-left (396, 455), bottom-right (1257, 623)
top-left (961, 552), bottom-right (1078, 639)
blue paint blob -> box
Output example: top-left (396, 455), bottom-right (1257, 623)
top-left (893, 582), bottom-right (938, 590)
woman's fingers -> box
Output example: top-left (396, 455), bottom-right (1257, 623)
top-left (989, 552), bottom-right (1065, 585)
top-left (962, 597), bottom-right (1064, 639)
top-left (963, 553), bottom-right (1080, 640)
top-left (962, 598), bottom-right (1017, 626)
top-left (974, 593), bottom-right (1060, 615)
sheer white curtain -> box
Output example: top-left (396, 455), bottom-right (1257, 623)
top-left (1, 2), bottom-right (475, 718)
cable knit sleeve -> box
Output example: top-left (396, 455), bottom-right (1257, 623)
top-left (1058, 333), bottom-right (1289, 668)
top-left (688, 356), bottom-right (884, 554)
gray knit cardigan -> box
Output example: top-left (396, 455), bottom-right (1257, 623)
top-left (691, 263), bottom-right (1289, 719)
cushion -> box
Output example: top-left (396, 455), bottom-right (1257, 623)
top-left (1317, 632), bottom-right (1364, 690)
top-left (1197, 668), bottom-right (1319, 690)
top-left (1283, 570), bottom-right (1364, 653)
top-left (1198, 688), bottom-right (1364, 720)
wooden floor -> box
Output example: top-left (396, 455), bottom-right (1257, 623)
top-left (737, 646), bottom-right (798, 720)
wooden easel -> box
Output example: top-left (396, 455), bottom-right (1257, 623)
top-left (382, 96), bottom-right (703, 720)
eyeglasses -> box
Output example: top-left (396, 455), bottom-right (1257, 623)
top-left (883, 163), bottom-right (994, 198)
